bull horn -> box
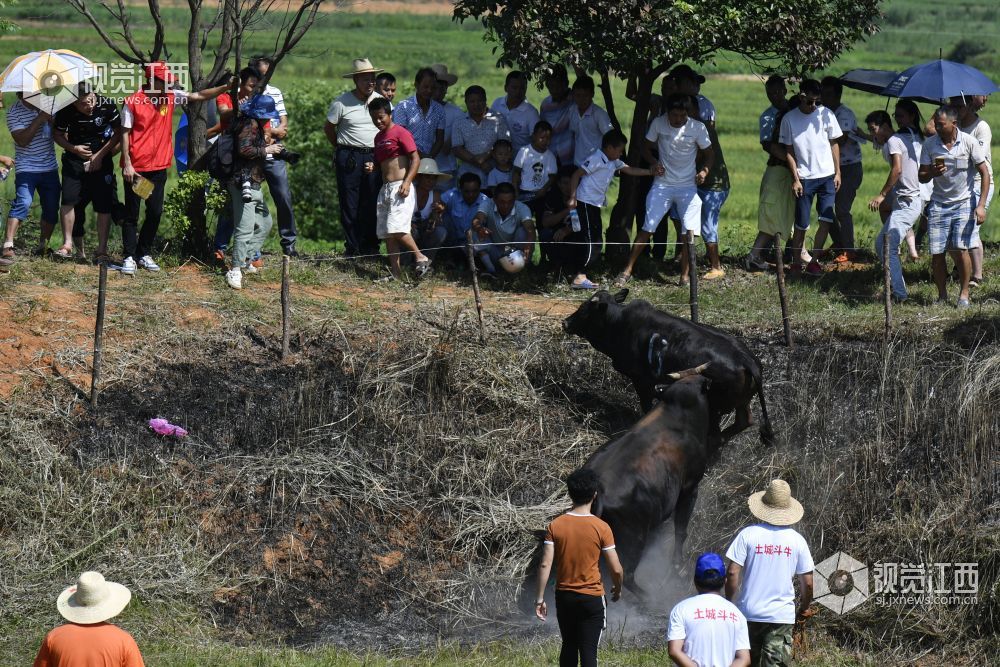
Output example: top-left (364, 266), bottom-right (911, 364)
top-left (666, 362), bottom-right (711, 380)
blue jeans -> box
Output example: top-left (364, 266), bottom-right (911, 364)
top-left (263, 159), bottom-right (297, 253)
top-left (794, 175), bottom-right (836, 231)
top-left (335, 146), bottom-right (381, 255)
top-left (697, 188), bottom-right (729, 243)
top-left (9, 169), bottom-right (60, 223)
top-left (875, 194), bottom-right (921, 299)
top-left (213, 185), bottom-right (234, 252)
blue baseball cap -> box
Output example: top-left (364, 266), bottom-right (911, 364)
top-left (694, 552), bottom-right (726, 583)
top-left (243, 94), bottom-right (279, 121)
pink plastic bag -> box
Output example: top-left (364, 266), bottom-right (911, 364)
top-left (149, 418), bottom-right (188, 438)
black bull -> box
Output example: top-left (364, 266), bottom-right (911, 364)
top-left (520, 371), bottom-right (717, 606)
top-left (588, 372), bottom-right (715, 594)
top-left (562, 289), bottom-right (774, 446)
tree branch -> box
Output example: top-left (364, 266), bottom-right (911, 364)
top-left (148, 0), bottom-right (167, 61)
top-left (597, 69), bottom-right (620, 132)
top-left (64, 0), bottom-right (143, 63)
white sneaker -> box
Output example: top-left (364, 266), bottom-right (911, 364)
top-left (225, 267), bottom-right (242, 289)
top-left (121, 257), bottom-right (136, 275)
top-left (138, 255), bottom-right (160, 272)
top-left (242, 262), bottom-right (258, 274)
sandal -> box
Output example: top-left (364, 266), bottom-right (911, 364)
top-left (415, 258), bottom-right (432, 278)
top-left (614, 272), bottom-right (632, 287)
top-left (52, 247), bottom-right (73, 260)
top-left (571, 278), bottom-right (600, 290)
top-left (1, 245), bottom-right (13, 260)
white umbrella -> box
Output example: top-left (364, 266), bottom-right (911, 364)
top-left (0, 49), bottom-right (98, 114)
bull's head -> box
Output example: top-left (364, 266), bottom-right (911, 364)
top-left (561, 289), bottom-right (629, 335)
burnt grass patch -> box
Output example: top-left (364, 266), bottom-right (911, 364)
top-left (5, 308), bottom-right (998, 660)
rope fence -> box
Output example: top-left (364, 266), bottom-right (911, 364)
top-left (74, 230), bottom-right (966, 404)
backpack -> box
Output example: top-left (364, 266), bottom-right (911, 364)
top-left (205, 123), bottom-right (238, 181)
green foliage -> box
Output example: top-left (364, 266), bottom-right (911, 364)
top-left (0, 0), bottom-right (18, 33)
top-left (163, 170), bottom-right (226, 239)
top-left (283, 83), bottom-right (347, 243)
top-left (453, 0), bottom-right (885, 78)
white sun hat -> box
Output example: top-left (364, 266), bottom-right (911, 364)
top-left (56, 571), bottom-right (133, 624)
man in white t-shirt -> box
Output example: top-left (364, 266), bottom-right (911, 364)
top-left (539, 65), bottom-right (574, 166)
top-left (953, 94), bottom-right (994, 286)
top-left (779, 78), bottom-right (842, 276)
top-left (568, 75), bottom-right (613, 167)
top-left (667, 552), bottom-right (751, 667)
top-left (918, 106), bottom-right (990, 308)
top-left (490, 71), bottom-right (539, 154)
top-left (725, 479), bottom-right (814, 667)
top-left (821, 76), bottom-right (864, 263)
top-left (618, 94), bottom-right (713, 286)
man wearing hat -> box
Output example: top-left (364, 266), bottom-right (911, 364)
top-left (224, 94), bottom-right (284, 290)
top-left (120, 61), bottom-right (232, 275)
top-left (33, 571), bottom-right (144, 665)
top-left (670, 64), bottom-right (716, 129)
top-left (324, 58), bottom-right (385, 257)
top-left (430, 63), bottom-right (464, 190)
top-left (725, 479), bottom-right (814, 667)
top-left (667, 552), bottom-right (751, 667)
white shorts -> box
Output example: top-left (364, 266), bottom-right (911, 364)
top-left (643, 183), bottom-right (701, 236)
top-left (376, 180), bottom-right (416, 240)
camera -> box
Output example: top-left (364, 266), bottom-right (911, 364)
top-left (241, 180), bottom-right (253, 202)
top-left (275, 148), bottom-right (301, 165)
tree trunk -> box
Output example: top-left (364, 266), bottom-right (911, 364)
top-left (606, 71), bottom-right (655, 257)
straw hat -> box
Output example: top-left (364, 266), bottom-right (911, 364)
top-left (747, 479), bottom-right (804, 526)
top-left (342, 58), bottom-right (383, 79)
top-left (430, 63), bottom-right (458, 85)
top-left (416, 158), bottom-right (452, 182)
top-left (56, 571), bottom-right (132, 624)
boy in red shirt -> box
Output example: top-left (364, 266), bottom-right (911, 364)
top-left (535, 468), bottom-right (624, 667)
top-left (366, 97), bottom-right (431, 280)
top-left (119, 62), bottom-right (231, 274)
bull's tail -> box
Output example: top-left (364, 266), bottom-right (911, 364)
top-left (756, 378), bottom-right (775, 446)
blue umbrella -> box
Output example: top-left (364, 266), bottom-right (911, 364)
top-left (881, 59), bottom-right (1000, 102)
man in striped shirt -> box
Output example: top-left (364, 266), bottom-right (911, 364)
top-left (4, 93), bottom-right (62, 262)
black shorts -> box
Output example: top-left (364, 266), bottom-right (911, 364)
top-left (61, 156), bottom-right (116, 214)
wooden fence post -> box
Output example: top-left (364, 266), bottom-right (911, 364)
top-left (90, 263), bottom-right (108, 408)
top-left (686, 230), bottom-right (698, 323)
top-left (281, 255), bottom-right (291, 361)
top-left (882, 234), bottom-right (892, 337)
top-left (774, 232), bottom-right (794, 348)
top-left (465, 230), bottom-right (486, 342)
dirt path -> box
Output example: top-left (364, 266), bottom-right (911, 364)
top-left (0, 262), bottom-right (580, 397)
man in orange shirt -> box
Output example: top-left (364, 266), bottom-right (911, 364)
top-left (535, 468), bottom-right (624, 667)
top-left (33, 571), bottom-right (144, 666)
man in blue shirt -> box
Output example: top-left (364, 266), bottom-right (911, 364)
top-left (392, 67), bottom-right (445, 159)
top-left (441, 171), bottom-right (489, 245)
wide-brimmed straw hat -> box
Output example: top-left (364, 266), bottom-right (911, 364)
top-left (747, 479), bottom-right (804, 526)
top-left (342, 58), bottom-right (383, 79)
top-left (416, 158), bottom-right (452, 182)
top-left (430, 63), bottom-right (458, 85)
top-left (57, 571), bottom-right (132, 624)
